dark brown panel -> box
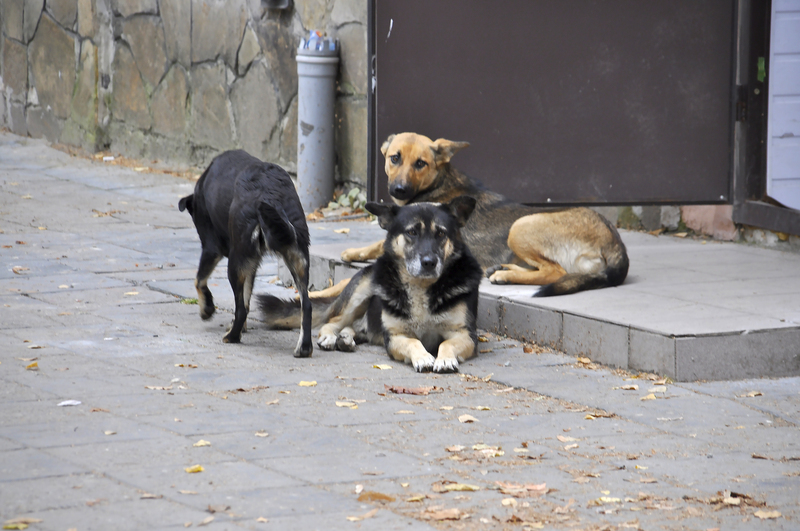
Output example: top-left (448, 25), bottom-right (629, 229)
top-left (372, 0), bottom-right (736, 205)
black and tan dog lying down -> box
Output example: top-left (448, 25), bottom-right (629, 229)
top-left (258, 197), bottom-right (483, 372)
top-left (179, 150), bottom-right (313, 358)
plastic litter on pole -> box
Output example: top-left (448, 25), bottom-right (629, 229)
top-left (296, 31), bottom-right (339, 213)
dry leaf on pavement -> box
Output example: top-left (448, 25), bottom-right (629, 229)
top-left (333, 228), bottom-right (350, 234)
top-left (445, 445), bottom-right (465, 452)
top-left (57, 400), bottom-right (81, 407)
top-left (25, 362), bottom-right (38, 371)
top-left (420, 507), bottom-right (464, 521)
top-left (373, 364), bottom-right (392, 370)
top-left (384, 384), bottom-right (441, 395)
top-left (346, 508), bottom-right (378, 522)
top-left (557, 435), bottom-right (579, 442)
top-left (357, 491), bottom-right (396, 502)
top-left (336, 401), bottom-right (358, 409)
top-left (495, 481), bottom-right (547, 497)
top-left (432, 482), bottom-right (480, 493)
top-left (184, 465), bottom-right (204, 473)
top-left (620, 384), bottom-right (639, 390)
top-left (754, 510), bottom-right (781, 519)
top-left (256, 517), bottom-right (268, 523)
top-left (193, 440), bottom-right (211, 447)
top-left (255, 431), bottom-right (269, 437)
top-left (640, 393), bottom-right (657, 401)
top-left (298, 381), bottom-right (317, 387)
top-left (197, 516), bottom-right (214, 526)
top-left (396, 410), bottom-right (415, 415)
top-left (458, 414), bottom-right (478, 423)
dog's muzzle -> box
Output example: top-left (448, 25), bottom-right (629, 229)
top-left (389, 182), bottom-right (414, 202)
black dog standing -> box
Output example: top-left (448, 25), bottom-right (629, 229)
top-left (179, 150), bottom-right (313, 357)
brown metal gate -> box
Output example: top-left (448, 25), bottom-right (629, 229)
top-left (368, 0), bottom-right (737, 205)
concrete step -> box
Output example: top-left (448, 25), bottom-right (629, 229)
top-left (280, 221), bottom-right (800, 382)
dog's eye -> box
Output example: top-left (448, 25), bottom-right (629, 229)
top-left (390, 154), bottom-right (400, 164)
top-left (414, 159), bottom-right (427, 170)
top-left (435, 229), bottom-right (446, 239)
top-left (406, 228), bottom-right (417, 237)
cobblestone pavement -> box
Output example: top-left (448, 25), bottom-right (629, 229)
top-left (1, 132), bottom-right (799, 530)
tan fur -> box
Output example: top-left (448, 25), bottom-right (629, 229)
top-left (339, 132), bottom-right (629, 294)
top-left (317, 275), bottom-right (373, 351)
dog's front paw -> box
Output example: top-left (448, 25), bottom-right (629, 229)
top-left (200, 304), bottom-right (215, 320)
top-left (340, 248), bottom-right (362, 262)
top-left (412, 353), bottom-right (436, 372)
top-left (317, 332), bottom-right (338, 351)
top-left (433, 356), bottom-right (459, 373)
top-left (335, 327), bottom-right (357, 352)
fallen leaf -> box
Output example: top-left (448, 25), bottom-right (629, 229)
top-left (21, 194), bottom-right (32, 199)
top-left (435, 483), bottom-right (480, 492)
top-left (197, 516), bottom-right (214, 526)
top-left (193, 440), bottom-right (211, 447)
top-left (265, 399), bottom-right (279, 405)
top-left (620, 384), bottom-right (639, 390)
top-left (563, 443), bottom-right (579, 450)
top-left (577, 357), bottom-right (592, 364)
top-left (495, 481), bottom-right (547, 497)
top-left (58, 285), bottom-right (70, 289)
top-left (256, 517), bottom-right (268, 523)
top-left (446, 445), bottom-right (465, 452)
top-left (184, 465), bottom-right (204, 474)
top-left (754, 510), bottom-right (781, 519)
top-left (674, 232), bottom-right (688, 238)
top-left (298, 381), bottom-right (317, 387)
top-left (396, 410), bottom-right (415, 415)
top-left (362, 470), bottom-right (383, 476)
top-left (557, 435), bottom-right (579, 443)
top-left (91, 407), bottom-right (109, 413)
top-left (333, 228), bottom-right (350, 234)
top-left (145, 386), bottom-right (173, 391)
top-left (406, 495), bottom-right (426, 502)
top-left (26, 345), bottom-right (43, 350)
top-left (12, 266), bottom-right (29, 275)
top-left (25, 362), bottom-right (38, 371)
top-left (752, 453), bottom-right (769, 460)
top-left (401, 483), bottom-right (409, 488)
top-left (723, 497), bottom-right (741, 506)
top-left (502, 498), bottom-right (518, 507)
top-left (207, 504), bottom-right (230, 513)
top-left (440, 406), bottom-right (453, 410)
top-left (573, 476), bottom-right (592, 484)
top-left (104, 430), bottom-right (116, 436)
top-left (178, 490), bottom-right (197, 495)
top-left (140, 493), bottom-right (161, 499)
top-left (124, 291), bottom-right (139, 296)
top-left (640, 393), bottom-right (657, 401)
top-left (478, 336), bottom-right (489, 342)
top-left (743, 391), bottom-right (763, 398)
top-left (346, 508), bottom-right (378, 522)
top-left (57, 400), bottom-right (81, 407)
top-left (357, 491), bottom-right (396, 502)
top-left (336, 401), bottom-right (358, 409)
top-left (373, 364), bottom-right (392, 370)
top-left (420, 507), bottom-right (463, 521)
top-left (354, 484), bottom-right (363, 494)
top-left (255, 430), bottom-right (269, 437)
top-left (473, 406), bottom-right (491, 411)
top-left (458, 414), bottom-right (478, 423)
top-left (639, 478), bottom-right (657, 484)
top-left (523, 346), bottom-right (533, 353)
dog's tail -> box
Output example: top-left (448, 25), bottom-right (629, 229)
top-left (534, 221), bottom-right (629, 297)
top-left (257, 294), bottom-right (337, 329)
top-left (257, 202), bottom-right (297, 250)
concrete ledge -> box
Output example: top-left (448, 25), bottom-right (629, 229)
top-left (280, 227), bottom-right (800, 382)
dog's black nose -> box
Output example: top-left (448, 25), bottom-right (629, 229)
top-left (421, 255), bottom-right (437, 270)
top-left (389, 183), bottom-right (412, 200)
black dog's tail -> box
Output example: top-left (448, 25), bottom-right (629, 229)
top-left (257, 202), bottom-right (298, 251)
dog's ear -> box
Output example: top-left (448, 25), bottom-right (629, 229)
top-left (366, 201), bottom-right (399, 230)
top-left (444, 196), bottom-right (477, 227)
top-left (380, 134), bottom-right (396, 157)
top-left (178, 195), bottom-right (194, 214)
top-left (432, 139), bottom-right (469, 165)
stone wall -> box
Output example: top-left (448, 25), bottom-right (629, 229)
top-left (0, 0), bottom-right (367, 187)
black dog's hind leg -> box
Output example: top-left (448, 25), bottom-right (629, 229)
top-left (223, 255), bottom-right (258, 344)
top-left (282, 247), bottom-right (313, 357)
top-left (195, 251), bottom-right (222, 320)
top-left (240, 268), bottom-right (257, 333)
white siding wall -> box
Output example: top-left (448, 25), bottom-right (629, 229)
top-left (767, 0), bottom-right (800, 210)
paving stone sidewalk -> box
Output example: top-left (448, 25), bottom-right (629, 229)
top-left (1, 132), bottom-right (799, 530)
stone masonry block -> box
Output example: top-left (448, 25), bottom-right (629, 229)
top-left (191, 0), bottom-right (247, 68)
top-left (562, 313), bottom-right (628, 368)
top-left (2, 37), bottom-right (27, 100)
top-left (49, 0), bottom-right (78, 29)
top-left (121, 15), bottom-right (167, 88)
top-left (2, 0), bottom-right (24, 42)
top-left (255, 19), bottom-right (296, 112)
top-left (502, 300), bottom-right (563, 350)
top-left (28, 14), bottom-right (75, 119)
top-left (331, 0), bottom-right (367, 26)
top-left (628, 328), bottom-right (676, 378)
top-left (151, 63), bottom-right (188, 136)
top-left (160, 0), bottom-right (190, 66)
top-left (230, 60), bottom-right (279, 161)
top-left (675, 328), bottom-right (800, 382)
top-left (111, 45), bottom-right (151, 130)
top-left (70, 39), bottom-right (97, 132)
top-left (336, 23), bottom-right (366, 95)
top-left (77, 0), bottom-right (94, 37)
top-left (112, 0), bottom-right (158, 17)
top-left (335, 97), bottom-right (366, 186)
top-left (190, 62), bottom-right (234, 149)
top-left (296, 0), bottom-right (326, 30)
top-left (23, 0), bottom-right (44, 42)
top-left (237, 25), bottom-right (260, 75)
top-left (26, 106), bottom-right (62, 141)
top-left (9, 100), bottom-right (28, 136)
